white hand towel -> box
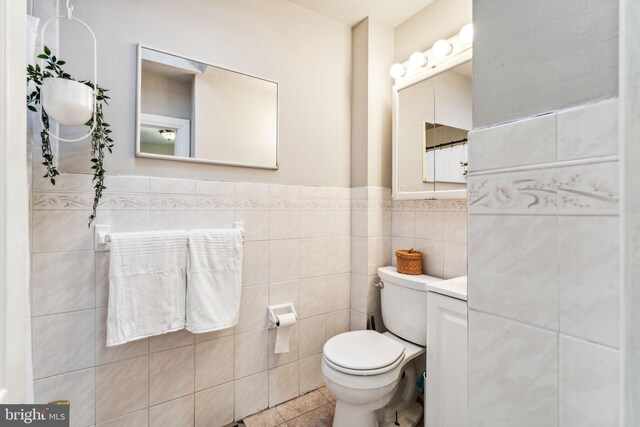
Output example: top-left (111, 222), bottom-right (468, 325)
top-left (107, 230), bottom-right (188, 347)
top-left (186, 229), bottom-right (243, 333)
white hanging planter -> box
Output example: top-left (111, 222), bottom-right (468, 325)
top-left (41, 77), bottom-right (94, 126)
top-left (38, 0), bottom-right (97, 142)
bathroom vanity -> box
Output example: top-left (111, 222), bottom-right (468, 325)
top-left (426, 285), bottom-right (468, 427)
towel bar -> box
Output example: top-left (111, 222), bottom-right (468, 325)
top-left (94, 222), bottom-right (245, 252)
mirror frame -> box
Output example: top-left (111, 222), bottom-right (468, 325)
top-left (392, 48), bottom-right (472, 200)
top-left (135, 44), bottom-right (280, 170)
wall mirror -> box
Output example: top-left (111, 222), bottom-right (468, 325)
top-left (136, 45), bottom-right (278, 169)
top-left (393, 53), bottom-right (472, 199)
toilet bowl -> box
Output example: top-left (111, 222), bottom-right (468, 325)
top-left (322, 267), bottom-right (442, 427)
top-left (322, 330), bottom-right (424, 427)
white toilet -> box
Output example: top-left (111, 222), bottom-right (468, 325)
top-left (322, 267), bottom-right (442, 427)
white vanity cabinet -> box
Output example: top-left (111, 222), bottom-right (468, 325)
top-left (426, 291), bottom-right (468, 427)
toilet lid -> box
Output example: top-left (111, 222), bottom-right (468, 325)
top-left (323, 330), bottom-right (405, 371)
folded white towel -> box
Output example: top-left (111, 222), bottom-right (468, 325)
top-left (186, 229), bottom-right (243, 333)
top-left (107, 230), bottom-right (189, 347)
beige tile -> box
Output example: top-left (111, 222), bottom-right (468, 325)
top-left (236, 182), bottom-right (269, 197)
top-left (299, 238), bottom-right (327, 278)
top-left (443, 211), bottom-right (467, 243)
top-left (95, 355), bottom-right (148, 423)
top-left (269, 324), bottom-right (299, 368)
top-left (235, 210), bottom-right (270, 241)
top-left (299, 355), bottom-right (324, 394)
top-left (149, 177), bottom-right (195, 194)
top-left (298, 316), bottom-right (325, 359)
top-left (97, 210), bottom-right (149, 233)
top-left (392, 210), bottom-right (415, 238)
top-left (269, 280), bottom-right (299, 307)
top-left (270, 240), bottom-right (300, 283)
top-left (326, 236), bottom-right (350, 274)
top-left (415, 210), bottom-right (444, 241)
top-left (32, 309), bottom-right (95, 379)
top-left (318, 386), bottom-right (336, 404)
top-left (195, 335), bottom-right (234, 391)
top-left (195, 210), bottom-right (235, 229)
top-left (195, 382), bottom-right (234, 427)
top-left (326, 211), bottom-right (350, 237)
top-left (325, 310), bottom-right (349, 340)
top-left (443, 241), bottom-right (467, 279)
top-left (149, 345), bottom-right (195, 405)
top-left (149, 329), bottom-right (195, 353)
top-left (269, 362), bottom-right (299, 406)
top-left (235, 329), bottom-right (269, 379)
top-left (195, 180), bottom-right (234, 195)
top-left (149, 210), bottom-right (195, 231)
top-left (349, 310), bottom-right (366, 331)
top-left (413, 239), bottom-right (443, 278)
top-left (235, 371), bottom-right (269, 420)
top-left (275, 390), bottom-right (330, 421)
top-left (194, 326), bottom-right (234, 343)
top-left (243, 407), bottom-right (285, 427)
top-left (237, 285), bottom-right (269, 332)
top-left (103, 175), bottom-right (149, 193)
top-left (299, 277), bottom-right (326, 319)
top-left (34, 368), bottom-right (95, 427)
top-left (31, 250), bottom-right (95, 316)
top-left (326, 273), bottom-right (350, 311)
top-left (95, 307), bottom-right (148, 365)
top-left (95, 252), bottom-right (109, 307)
top-left (300, 211), bottom-right (326, 238)
top-left (149, 395), bottom-right (194, 427)
top-left (243, 241), bottom-right (270, 286)
top-left (96, 409), bottom-right (148, 427)
top-left (286, 403), bottom-right (335, 427)
top-left (270, 211), bottom-right (300, 239)
top-left (32, 210), bottom-right (94, 252)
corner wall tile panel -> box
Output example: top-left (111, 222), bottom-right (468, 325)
top-left (557, 99), bottom-right (619, 161)
top-left (468, 310), bottom-right (558, 427)
top-left (468, 113), bottom-right (556, 172)
top-left (468, 215), bottom-right (558, 330)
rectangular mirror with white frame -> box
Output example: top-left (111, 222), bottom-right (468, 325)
top-left (136, 45), bottom-right (279, 169)
top-left (392, 44), bottom-right (472, 200)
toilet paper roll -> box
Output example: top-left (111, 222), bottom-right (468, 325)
top-left (274, 313), bottom-right (297, 354)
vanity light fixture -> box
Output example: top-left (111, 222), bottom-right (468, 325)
top-left (159, 129), bottom-right (176, 142)
top-left (432, 39), bottom-right (453, 58)
top-left (408, 52), bottom-right (428, 69)
top-left (389, 63), bottom-right (407, 79)
top-left (459, 23), bottom-right (474, 44)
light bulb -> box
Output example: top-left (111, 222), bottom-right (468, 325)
top-left (459, 23), bottom-right (474, 44)
top-left (389, 63), bottom-right (406, 79)
top-left (408, 52), bottom-right (427, 69)
top-left (159, 129), bottom-right (176, 142)
top-left (432, 39), bottom-right (453, 58)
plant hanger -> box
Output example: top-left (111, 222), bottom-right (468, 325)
top-left (38, 0), bottom-right (97, 142)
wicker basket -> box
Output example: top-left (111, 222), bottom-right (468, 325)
top-left (396, 249), bottom-right (423, 275)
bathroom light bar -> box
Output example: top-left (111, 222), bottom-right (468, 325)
top-left (389, 22), bottom-right (473, 83)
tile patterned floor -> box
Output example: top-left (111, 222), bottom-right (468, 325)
top-left (241, 387), bottom-right (336, 427)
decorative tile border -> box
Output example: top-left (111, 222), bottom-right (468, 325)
top-left (468, 161), bottom-right (618, 215)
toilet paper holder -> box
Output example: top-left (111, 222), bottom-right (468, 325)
top-left (268, 303), bottom-right (298, 328)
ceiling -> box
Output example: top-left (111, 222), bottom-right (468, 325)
top-left (285, 0), bottom-right (435, 27)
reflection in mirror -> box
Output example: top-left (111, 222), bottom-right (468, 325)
top-left (423, 124), bottom-right (468, 183)
top-left (137, 46), bottom-right (278, 169)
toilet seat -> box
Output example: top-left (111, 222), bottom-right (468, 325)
top-left (323, 330), bottom-right (406, 376)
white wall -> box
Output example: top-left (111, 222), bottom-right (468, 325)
top-left (394, 0), bottom-right (471, 63)
top-left (56, 0), bottom-right (351, 187)
top-left (473, 0), bottom-right (618, 128)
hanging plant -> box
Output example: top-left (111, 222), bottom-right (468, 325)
top-left (26, 46), bottom-right (113, 225)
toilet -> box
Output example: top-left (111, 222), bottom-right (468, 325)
top-left (322, 267), bottom-right (443, 427)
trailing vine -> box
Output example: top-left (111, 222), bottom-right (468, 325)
top-left (27, 46), bottom-right (113, 225)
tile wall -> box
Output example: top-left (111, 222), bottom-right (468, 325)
top-left (350, 187), bottom-right (392, 330)
top-left (466, 98), bottom-right (620, 426)
top-left (390, 199), bottom-right (467, 279)
top-left (29, 175), bottom-right (351, 426)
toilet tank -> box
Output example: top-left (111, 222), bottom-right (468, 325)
top-left (378, 266), bottom-right (443, 346)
